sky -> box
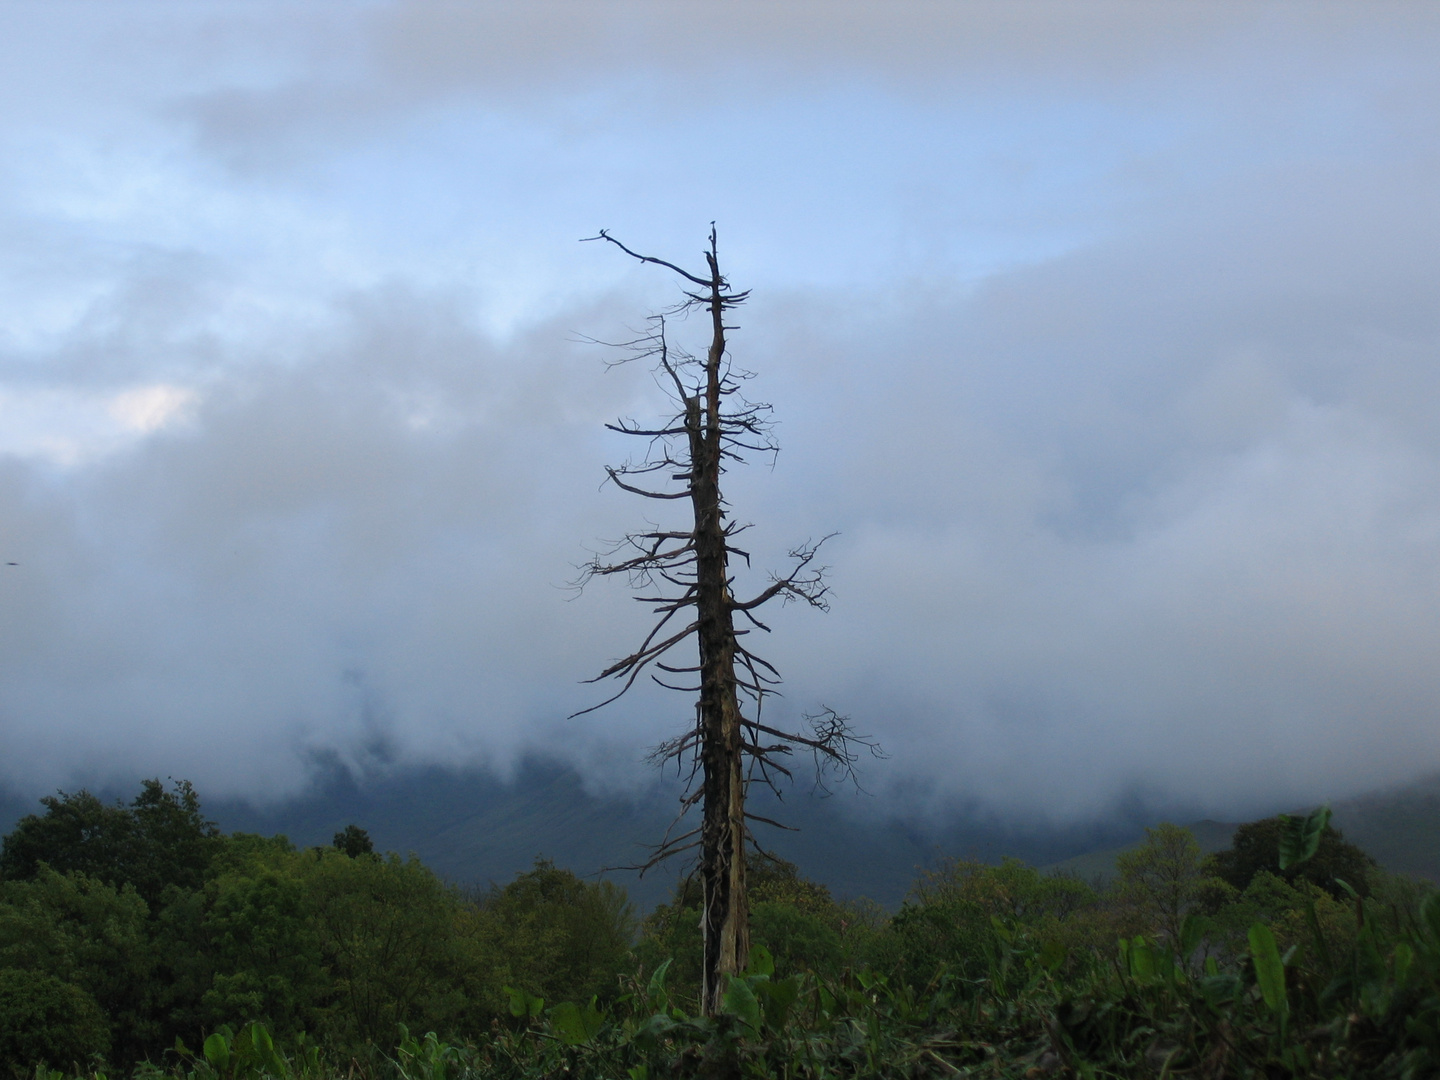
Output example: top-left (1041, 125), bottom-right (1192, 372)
top-left (1, 1), bottom-right (1438, 823)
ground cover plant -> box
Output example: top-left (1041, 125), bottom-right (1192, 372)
top-left (1, 782), bottom-right (1436, 1078)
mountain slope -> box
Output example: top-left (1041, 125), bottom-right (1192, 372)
top-left (1041, 775), bottom-right (1440, 885)
top-left (6, 765), bottom-right (1434, 910)
top-left (203, 759), bottom-right (1139, 910)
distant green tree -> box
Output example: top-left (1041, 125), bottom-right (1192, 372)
top-left (201, 866), bottom-right (326, 1035)
top-left (0, 789), bottom-right (126, 881)
top-left (1115, 823), bottom-right (1212, 947)
top-left (887, 858), bottom-right (1097, 984)
top-left (1208, 815), bottom-right (1376, 899)
top-left (332, 824), bottom-right (374, 858)
top-left (474, 859), bottom-right (635, 1009)
top-left (747, 854), bottom-right (845, 974)
top-left (150, 832), bottom-right (304, 1045)
top-left (304, 849), bottom-right (469, 1045)
top-left (637, 854), bottom-right (851, 998)
top-left (749, 852), bottom-right (840, 914)
top-left (0, 779), bottom-right (221, 907)
top-left (128, 779), bottom-right (223, 900)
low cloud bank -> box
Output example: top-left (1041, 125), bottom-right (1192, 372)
top-left (1, 2), bottom-right (1438, 825)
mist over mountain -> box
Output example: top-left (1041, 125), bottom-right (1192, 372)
top-left (6, 759), bottom-right (1433, 912)
top-left (2, 4), bottom-right (1439, 822)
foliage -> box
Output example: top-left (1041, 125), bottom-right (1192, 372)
top-left (0, 967), bottom-right (109, 1076)
top-left (0, 780), bottom-right (222, 908)
top-left (0, 783), bottom-right (647, 1069)
top-left (886, 857), bottom-right (1097, 987)
top-left (4, 779), bottom-right (1440, 1079)
top-left (0, 867), bottom-right (155, 1063)
top-left (173, 1021), bottom-right (327, 1080)
top-left (470, 859), bottom-right (636, 1013)
top-left (330, 826), bottom-right (373, 859)
top-left (1113, 821), bottom-right (1218, 946)
top-left (635, 854), bottom-right (853, 1005)
top-left (1209, 811), bottom-right (1376, 898)
top-left (302, 849), bottom-right (471, 1047)
top-left (199, 864), bottom-right (326, 1035)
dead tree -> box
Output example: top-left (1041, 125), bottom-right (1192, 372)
top-left (575, 227), bottom-right (875, 1014)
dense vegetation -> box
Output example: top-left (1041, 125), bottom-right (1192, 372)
top-left (1, 781), bottom-right (1436, 1078)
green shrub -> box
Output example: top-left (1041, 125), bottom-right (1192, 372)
top-left (470, 859), bottom-right (636, 1013)
top-left (1209, 815), bottom-right (1376, 899)
top-left (0, 967), bottom-right (109, 1075)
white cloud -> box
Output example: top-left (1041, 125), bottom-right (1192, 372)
top-left (108, 384), bottom-right (198, 434)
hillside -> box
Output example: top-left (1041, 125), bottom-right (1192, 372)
top-left (1042, 819), bottom-right (1242, 884)
top-left (1043, 774), bottom-right (1440, 885)
top-left (4, 764), bottom-right (1436, 910)
top-left (201, 759), bottom-right (1141, 910)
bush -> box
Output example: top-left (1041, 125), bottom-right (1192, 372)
top-left (0, 868), bottom-right (154, 1065)
top-left (1209, 815), bottom-right (1375, 899)
top-left (471, 859), bottom-right (636, 1012)
top-left (0, 967), bottom-right (109, 1075)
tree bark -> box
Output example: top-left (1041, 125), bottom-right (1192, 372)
top-left (691, 251), bottom-right (749, 1013)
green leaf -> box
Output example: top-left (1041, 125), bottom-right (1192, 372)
top-left (547, 1002), bottom-right (585, 1046)
top-left (1424, 892), bottom-right (1440, 944)
top-left (1393, 941), bottom-right (1414, 986)
top-left (547, 998), bottom-right (605, 1046)
top-left (1278, 804), bottom-right (1331, 870)
top-left (855, 968), bottom-right (887, 992)
top-left (634, 1012), bottom-right (677, 1050)
top-left (1180, 913), bottom-right (1212, 959)
top-left (1248, 922), bottom-right (1287, 1017)
top-left (505, 985), bottom-right (544, 1020)
top-left (505, 986), bottom-right (526, 1018)
top-left (203, 1032), bottom-right (231, 1072)
top-left (645, 959), bottom-right (672, 1011)
top-left (722, 975), bottom-right (761, 1035)
top-left (1126, 936), bottom-right (1157, 981)
top-left (1198, 973), bottom-right (1241, 1007)
top-left (760, 974), bottom-right (802, 1029)
top-left (1039, 938), bottom-right (1067, 973)
top-left (744, 943), bottom-right (774, 979)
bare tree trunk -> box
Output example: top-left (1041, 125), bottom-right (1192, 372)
top-left (574, 227), bottom-right (876, 1017)
top-left (691, 254), bottom-right (750, 1012)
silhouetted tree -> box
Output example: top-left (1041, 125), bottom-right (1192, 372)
top-left (332, 824), bottom-right (374, 858)
top-left (0, 779), bottom-right (220, 907)
top-left (1208, 815), bottom-right (1375, 899)
top-left (576, 227), bottom-right (876, 1013)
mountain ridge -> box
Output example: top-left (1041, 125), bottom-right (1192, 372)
top-left (2, 763), bottom-right (1435, 910)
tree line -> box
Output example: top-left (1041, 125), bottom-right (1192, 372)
top-left (0, 777), bottom-right (1434, 1078)
top-left (0, 780), bottom-right (632, 1072)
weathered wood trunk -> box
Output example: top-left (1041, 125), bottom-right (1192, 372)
top-left (580, 228), bottom-right (853, 1018)
top-left (692, 255), bottom-right (749, 1015)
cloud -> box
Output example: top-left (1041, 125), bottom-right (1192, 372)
top-left (0, 1), bottom-right (1437, 825)
top-left (736, 158), bottom-right (1440, 820)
